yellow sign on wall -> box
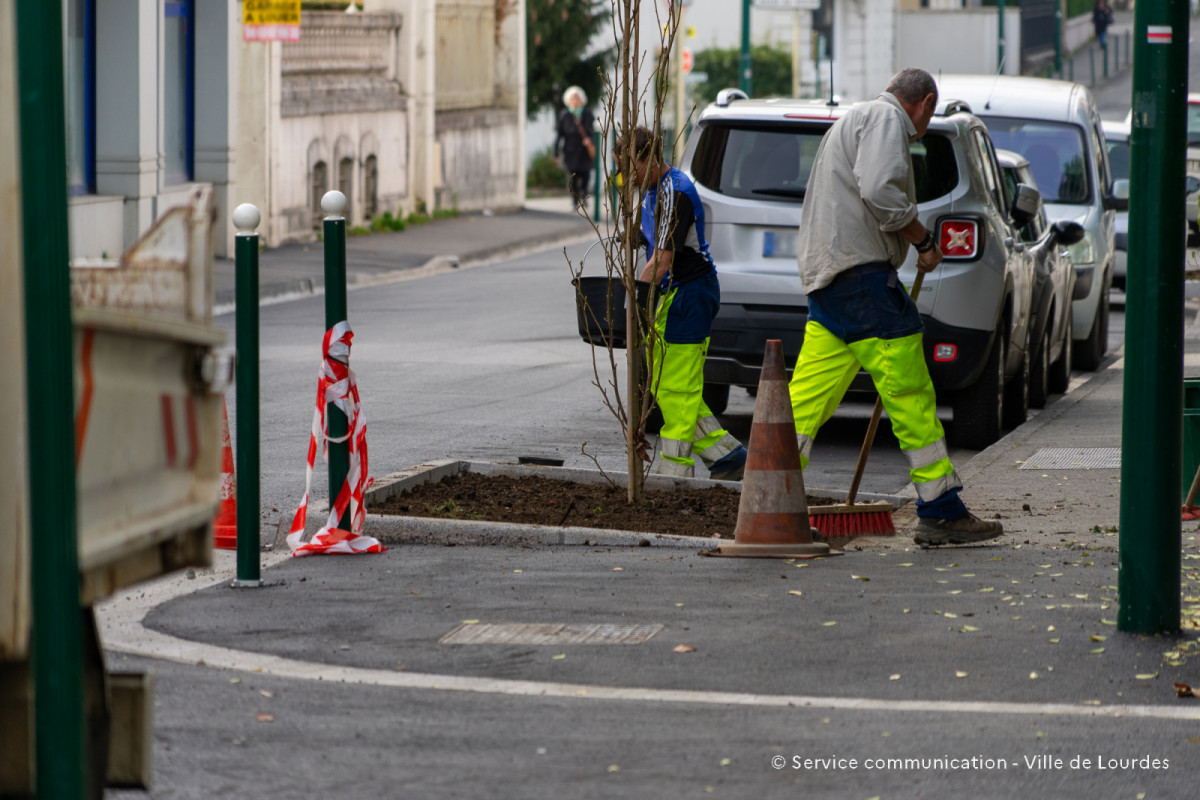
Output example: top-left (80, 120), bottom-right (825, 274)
top-left (243, 0), bottom-right (301, 41)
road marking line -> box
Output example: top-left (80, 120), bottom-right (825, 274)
top-left (95, 559), bottom-right (1200, 723)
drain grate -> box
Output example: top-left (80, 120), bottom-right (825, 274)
top-left (439, 622), bottom-right (663, 646)
top-left (1019, 447), bottom-right (1121, 470)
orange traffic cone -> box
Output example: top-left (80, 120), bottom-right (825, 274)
top-left (703, 340), bottom-right (840, 559)
top-left (213, 397), bottom-right (237, 550)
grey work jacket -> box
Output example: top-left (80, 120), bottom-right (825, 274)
top-left (796, 92), bottom-right (919, 294)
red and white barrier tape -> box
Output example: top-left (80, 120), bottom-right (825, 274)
top-left (287, 321), bottom-right (384, 556)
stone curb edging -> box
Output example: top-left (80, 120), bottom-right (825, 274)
top-left (356, 459), bottom-right (911, 549)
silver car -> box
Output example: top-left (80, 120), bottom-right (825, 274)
top-left (681, 92), bottom-right (1034, 449)
top-left (996, 149), bottom-right (1085, 408)
top-left (936, 75), bottom-right (1127, 372)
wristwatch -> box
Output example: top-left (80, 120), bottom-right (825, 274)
top-left (915, 229), bottom-right (936, 253)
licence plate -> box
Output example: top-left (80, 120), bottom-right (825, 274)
top-left (762, 230), bottom-right (798, 258)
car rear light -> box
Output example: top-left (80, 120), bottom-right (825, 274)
top-left (938, 218), bottom-right (979, 259)
top-left (933, 343), bottom-right (957, 362)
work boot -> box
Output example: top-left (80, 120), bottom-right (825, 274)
top-left (913, 513), bottom-right (1003, 548)
top-left (708, 445), bottom-right (748, 481)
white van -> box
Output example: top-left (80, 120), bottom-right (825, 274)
top-left (936, 75), bottom-right (1128, 371)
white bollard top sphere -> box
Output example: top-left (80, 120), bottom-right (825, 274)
top-left (232, 203), bottom-right (261, 234)
top-left (321, 190), bottom-right (348, 217)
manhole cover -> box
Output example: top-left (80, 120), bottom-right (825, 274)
top-left (1019, 447), bottom-right (1121, 470)
top-left (439, 622), bottom-right (663, 646)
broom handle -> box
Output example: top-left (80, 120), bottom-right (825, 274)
top-left (1186, 460), bottom-right (1200, 508)
top-left (845, 270), bottom-right (926, 506)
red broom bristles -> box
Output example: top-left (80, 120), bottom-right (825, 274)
top-left (808, 504), bottom-right (896, 536)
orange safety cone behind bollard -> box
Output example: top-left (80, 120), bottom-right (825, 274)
top-left (703, 339), bottom-right (841, 559)
top-left (213, 396), bottom-right (238, 550)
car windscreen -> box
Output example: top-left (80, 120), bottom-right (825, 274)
top-left (1187, 102), bottom-right (1200, 147)
top-left (1105, 134), bottom-right (1129, 182)
top-left (979, 117), bottom-right (1090, 204)
top-left (689, 122), bottom-right (958, 204)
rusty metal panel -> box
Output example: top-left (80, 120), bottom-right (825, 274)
top-left (71, 187), bottom-right (225, 604)
top-left (70, 186), bottom-right (217, 333)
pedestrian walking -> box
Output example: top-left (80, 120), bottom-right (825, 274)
top-left (554, 86), bottom-right (596, 211)
top-left (787, 67), bottom-right (1003, 547)
top-left (1093, 0), bottom-right (1114, 50)
top-left (616, 125), bottom-right (748, 481)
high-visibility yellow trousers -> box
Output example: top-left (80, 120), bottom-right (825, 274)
top-left (649, 286), bottom-right (740, 477)
top-left (788, 320), bottom-right (962, 503)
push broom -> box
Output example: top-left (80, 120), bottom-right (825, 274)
top-left (807, 271), bottom-right (929, 537)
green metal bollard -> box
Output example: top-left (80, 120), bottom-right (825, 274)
top-left (232, 204), bottom-right (262, 587)
top-left (16, 0), bottom-right (86, 794)
top-left (1119, 0), bottom-right (1188, 634)
top-left (322, 191), bottom-right (351, 531)
top-left (739, 0), bottom-right (752, 95)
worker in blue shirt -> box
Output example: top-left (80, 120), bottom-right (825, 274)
top-left (617, 125), bottom-right (747, 480)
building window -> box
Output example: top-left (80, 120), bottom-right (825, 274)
top-left (311, 161), bottom-right (328, 230)
top-left (65, 0), bottom-right (95, 195)
top-left (363, 156), bottom-right (378, 220)
top-left (163, 0), bottom-right (195, 185)
top-left (338, 156), bottom-right (354, 220)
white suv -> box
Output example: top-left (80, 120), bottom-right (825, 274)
top-left (682, 92), bottom-right (1035, 449)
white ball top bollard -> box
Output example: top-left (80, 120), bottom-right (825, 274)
top-left (322, 190), bottom-right (348, 218)
top-left (232, 203), bottom-right (261, 235)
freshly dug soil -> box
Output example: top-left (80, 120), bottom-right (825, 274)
top-left (370, 471), bottom-right (842, 540)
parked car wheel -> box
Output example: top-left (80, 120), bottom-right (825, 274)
top-left (1028, 324), bottom-right (1051, 409)
top-left (1048, 311), bottom-right (1073, 395)
top-left (703, 383), bottom-right (730, 415)
top-left (951, 330), bottom-right (1005, 450)
top-left (1073, 280), bottom-right (1109, 371)
top-left (1002, 330), bottom-right (1030, 430)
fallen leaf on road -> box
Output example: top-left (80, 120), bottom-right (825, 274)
top-left (462, 619), bottom-right (480, 625)
top-left (889, 674), bottom-right (901, 681)
top-left (607, 764), bottom-right (620, 773)
top-left (551, 654), bottom-right (566, 660)
top-left (822, 621), bottom-right (838, 626)
top-left (259, 690), bottom-right (275, 698)
top-left (955, 671), bottom-right (968, 678)
top-left (1174, 682), bottom-right (1196, 697)
top-left (1090, 635), bottom-right (1107, 642)
top-left (1090, 647), bottom-right (1105, 654)
top-left (612, 567), bottom-right (623, 572)
top-left (256, 713), bottom-right (274, 723)
top-left (787, 590), bottom-right (803, 597)
top-left (673, 644), bottom-right (697, 653)
top-left (1135, 672), bottom-right (1159, 680)
top-left (1030, 671), bottom-right (1039, 679)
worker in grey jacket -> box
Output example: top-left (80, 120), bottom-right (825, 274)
top-left (789, 67), bottom-right (1003, 547)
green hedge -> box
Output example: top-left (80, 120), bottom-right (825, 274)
top-left (1067, 0), bottom-right (1094, 18)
